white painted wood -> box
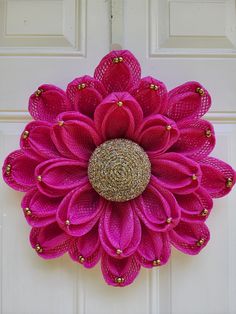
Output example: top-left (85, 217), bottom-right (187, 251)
top-left (1, 1), bottom-right (236, 314)
top-left (123, 0), bottom-right (236, 313)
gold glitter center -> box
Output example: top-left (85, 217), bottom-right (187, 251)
top-left (88, 139), bottom-right (151, 202)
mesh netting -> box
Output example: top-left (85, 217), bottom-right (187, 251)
top-left (200, 157), bottom-right (235, 198)
top-left (69, 225), bottom-right (101, 268)
top-left (137, 224), bottom-right (170, 268)
top-left (21, 188), bottom-right (61, 227)
top-left (29, 84), bottom-right (70, 123)
top-left (30, 222), bottom-right (72, 259)
top-left (2, 149), bottom-right (39, 192)
top-left (132, 76), bottom-right (168, 116)
top-left (169, 221), bottom-right (210, 255)
top-left (151, 153), bottom-right (201, 194)
top-left (94, 50), bottom-right (141, 93)
top-left (175, 187), bottom-right (213, 223)
top-left (171, 119), bottom-right (215, 160)
top-left (66, 76), bottom-right (107, 118)
top-left (2, 49), bottom-right (235, 287)
top-left (167, 81), bottom-right (211, 122)
top-left (101, 253), bottom-right (141, 287)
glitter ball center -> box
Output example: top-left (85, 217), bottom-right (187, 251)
top-left (88, 139), bottom-right (151, 202)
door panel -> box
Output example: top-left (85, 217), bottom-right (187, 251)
top-left (1, 1), bottom-right (236, 314)
top-left (123, 1), bottom-right (236, 313)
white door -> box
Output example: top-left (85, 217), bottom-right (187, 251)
top-left (1, 1), bottom-right (236, 314)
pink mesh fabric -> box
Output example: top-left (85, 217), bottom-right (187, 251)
top-left (2, 50), bottom-right (235, 287)
top-left (29, 84), bottom-right (71, 123)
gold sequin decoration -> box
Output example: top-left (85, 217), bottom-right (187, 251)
top-left (113, 57), bottom-right (123, 63)
top-left (153, 259), bottom-right (161, 266)
top-left (205, 129), bottom-right (212, 138)
top-left (35, 89), bottom-right (43, 97)
top-left (79, 255), bottom-right (85, 263)
top-left (78, 83), bottom-right (86, 90)
top-left (22, 130), bottom-right (29, 139)
top-left (88, 139), bottom-right (151, 202)
top-left (196, 238), bottom-right (205, 247)
top-left (35, 244), bottom-right (43, 253)
top-left (196, 87), bottom-right (205, 96)
top-left (201, 209), bottom-right (208, 217)
top-left (6, 164), bottom-right (11, 175)
top-left (226, 178), bottom-right (233, 188)
top-left (150, 84), bottom-right (158, 91)
top-left (37, 175), bottom-right (42, 182)
top-left (25, 207), bottom-right (32, 216)
top-left (116, 249), bottom-right (122, 255)
top-left (115, 277), bottom-right (125, 284)
top-left (117, 101), bottom-right (123, 107)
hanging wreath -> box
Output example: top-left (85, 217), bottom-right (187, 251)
top-left (2, 50), bottom-right (235, 287)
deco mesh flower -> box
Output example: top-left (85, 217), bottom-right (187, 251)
top-left (2, 50), bottom-right (235, 287)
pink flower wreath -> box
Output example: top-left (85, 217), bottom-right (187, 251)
top-left (2, 50), bottom-right (235, 287)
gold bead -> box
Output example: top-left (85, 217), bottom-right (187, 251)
top-left (35, 89), bottom-right (43, 97)
top-left (58, 120), bottom-right (64, 127)
top-left (113, 57), bottom-right (123, 63)
top-left (166, 125), bottom-right (172, 131)
top-left (196, 238), bottom-right (205, 247)
top-left (150, 84), bottom-right (158, 91)
top-left (117, 101), bottom-right (123, 107)
top-left (35, 244), bottom-right (43, 253)
top-left (78, 83), bottom-right (86, 90)
top-left (201, 208), bottom-right (208, 217)
top-left (226, 178), bottom-right (233, 188)
top-left (65, 219), bottom-right (70, 226)
top-left (116, 249), bottom-right (122, 255)
top-left (6, 164), bottom-right (11, 175)
top-left (192, 174), bottom-right (197, 181)
top-left (153, 259), bottom-right (161, 266)
top-left (166, 217), bottom-right (172, 224)
top-left (25, 207), bottom-right (32, 216)
top-left (196, 87), bottom-right (205, 96)
top-left (205, 129), bottom-right (212, 138)
top-left (22, 130), bottom-right (29, 139)
top-left (115, 277), bottom-right (125, 284)
top-left (79, 255), bottom-right (85, 263)
top-left (37, 175), bottom-right (42, 182)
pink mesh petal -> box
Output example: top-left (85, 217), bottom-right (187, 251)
top-left (94, 50), bottom-right (141, 93)
top-left (169, 221), bottom-right (210, 255)
top-left (30, 222), bottom-right (71, 259)
top-left (136, 114), bottom-right (179, 156)
top-left (66, 76), bottom-right (106, 118)
top-left (51, 120), bottom-right (101, 161)
top-left (200, 157), bottom-right (235, 198)
top-left (21, 188), bottom-right (62, 227)
top-left (151, 152), bottom-right (202, 194)
top-left (3, 150), bottom-right (40, 192)
top-left (57, 184), bottom-right (103, 236)
top-left (94, 92), bottom-right (143, 141)
top-left (132, 76), bottom-right (168, 116)
top-left (69, 225), bottom-right (101, 268)
top-left (134, 177), bottom-right (180, 232)
top-left (101, 253), bottom-right (141, 287)
top-left (137, 225), bottom-right (170, 268)
top-left (56, 111), bottom-right (95, 128)
top-left (167, 81), bottom-right (211, 122)
top-left (172, 119), bottom-right (215, 160)
top-left (99, 202), bottom-right (141, 258)
top-left (29, 84), bottom-right (70, 123)
top-left (20, 121), bottom-right (61, 160)
top-left (35, 158), bottom-right (87, 197)
top-left (175, 187), bottom-right (213, 223)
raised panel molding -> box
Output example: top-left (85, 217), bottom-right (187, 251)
top-left (0, 0), bottom-right (86, 56)
top-left (149, 0), bottom-right (236, 56)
